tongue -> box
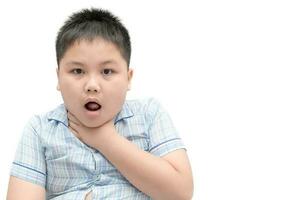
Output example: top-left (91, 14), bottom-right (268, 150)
top-left (85, 102), bottom-right (101, 111)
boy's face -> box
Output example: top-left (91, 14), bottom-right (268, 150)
top-left (57, 38), bottom-right (133, 128)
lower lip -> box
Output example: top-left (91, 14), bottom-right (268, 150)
top-left (84, 108), bottom-right (101, 118)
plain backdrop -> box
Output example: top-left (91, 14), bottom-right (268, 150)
top-left (1, 0), bottom-right (299, 199)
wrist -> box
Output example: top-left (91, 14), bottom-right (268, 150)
top-left (94, 124), bottom-right (119, 150)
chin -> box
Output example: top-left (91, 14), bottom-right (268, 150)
top-left (81, 118), bottom-right (107, 128)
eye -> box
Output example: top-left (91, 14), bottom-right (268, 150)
top-left (102, 69), bottom-right (113, 75)
top-left (71, 68), bottom-right (84, 75)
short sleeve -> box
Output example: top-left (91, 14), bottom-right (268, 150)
top-left (147, 98), bottom-right (186, 157)
top-left (10, 116), bottom-right (46, 188)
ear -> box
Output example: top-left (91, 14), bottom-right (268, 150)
top-left (127, 68), bottom-right (134, 91)
top-left (56, 68), bottom-right (60, 91)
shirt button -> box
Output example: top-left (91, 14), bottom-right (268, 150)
top-left (95, 174), bottom-right (100, 179)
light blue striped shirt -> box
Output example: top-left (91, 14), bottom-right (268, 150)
top-left (10, 98), bottom-right (185, 199)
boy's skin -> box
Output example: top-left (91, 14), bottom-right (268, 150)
top-left (7, 37), bottom-right (193, 200)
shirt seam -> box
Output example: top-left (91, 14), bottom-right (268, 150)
top-left (13, 162), bottom-right (46, 176)
top-left (149, 137), bottom-right (181, 152)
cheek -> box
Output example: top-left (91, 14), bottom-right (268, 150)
top-left (59, 80), bottom-right (80, 102)
top-left (105, 82), bottom-right (129, 105)
top-left (107, 82), bottom-right (128, 97)
top-left (60, 77), bottom-right (79, 92)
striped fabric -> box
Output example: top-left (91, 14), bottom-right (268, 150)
top-left (10, 98), bottom-right (185, 199)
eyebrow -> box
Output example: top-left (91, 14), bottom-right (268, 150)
top-left (66, 61), bottom-right (84, 67)
top-left (66, 60), bottom-right (116, 67)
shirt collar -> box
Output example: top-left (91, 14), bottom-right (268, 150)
top-left (47, 102), bottom-right (134, 126)
top-left (47, 104), bottom-right (68, 126)
top-left (114, 101), bottom-right (134, 124)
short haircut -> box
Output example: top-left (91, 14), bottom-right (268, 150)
top-left (56, 8), bottom-right (131, 67)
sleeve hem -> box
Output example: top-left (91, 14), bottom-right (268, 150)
top-left (10, 162), bottom-right (46, 188)
top-left (149, 138), bottom-right (186, 157)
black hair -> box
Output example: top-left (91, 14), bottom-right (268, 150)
top-left (56, 8), bottom-right (131, 67)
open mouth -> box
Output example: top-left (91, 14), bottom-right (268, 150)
top-left (84, 102), bottom-right (102, 111)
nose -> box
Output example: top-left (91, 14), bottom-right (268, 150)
top-left (84, 75), bottom-right (101, 93)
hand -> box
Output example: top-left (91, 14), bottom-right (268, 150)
top-left (67, 111), bottom-right (116, 150)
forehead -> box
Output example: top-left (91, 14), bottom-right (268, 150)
top-left (60, 37), bottom-right (126, 65)
top-left (70, 37), bottom-right (119, 53)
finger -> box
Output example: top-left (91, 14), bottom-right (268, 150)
top-left (67, 111), bottom-right (77, 122)
top-left (68, 125), bottom-right (81, 140)
top-left (69, 120), bottom-right (80, 130)
top-left (67, 111), bottom-right (80, 125)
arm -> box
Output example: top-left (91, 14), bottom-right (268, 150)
top-left (7, 176), bottom-right (45, 200)
top-left (68, 113), bottom-right (193, 200)
top-left (95, 131), bottom-right (194, 200)
top-left (7, 116), bottom-right (46, 200)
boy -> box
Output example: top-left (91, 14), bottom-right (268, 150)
top-left (7, 8), bottom-right (193, 200)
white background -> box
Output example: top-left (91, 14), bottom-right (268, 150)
top-left (0, 0), bottom-right (299, 199)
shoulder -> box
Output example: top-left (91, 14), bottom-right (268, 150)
top-left (124, 97), bottom-right (166, 123)
top-left (24, 104), bottom-right (66, 135)
top-left (125, 97), bottom-right (163, 115)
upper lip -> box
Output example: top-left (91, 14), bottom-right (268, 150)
top-left (84, 97), bottom-right (101, 106)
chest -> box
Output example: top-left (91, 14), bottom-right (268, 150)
top-left (43, 122), bottom-right (149, 194)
